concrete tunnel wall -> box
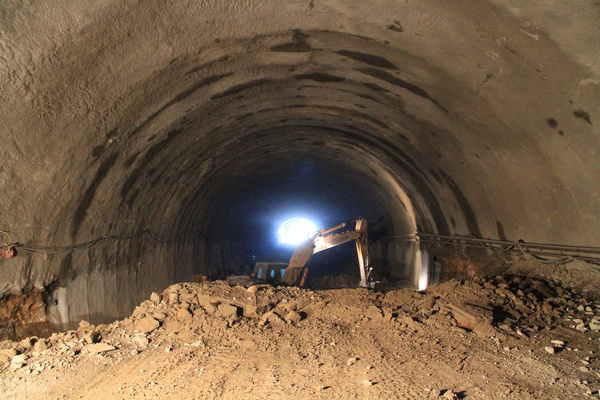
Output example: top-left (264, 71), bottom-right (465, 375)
top-left (0, 1), bottom-right (599, 330)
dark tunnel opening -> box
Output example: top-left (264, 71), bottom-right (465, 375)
top-left (194, 158), bottom-right (409, 287)
top-left (177, 149), bottom-right (418, 286)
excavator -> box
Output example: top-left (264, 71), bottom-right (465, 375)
top-left (278, 217), bottom-right (374, 288)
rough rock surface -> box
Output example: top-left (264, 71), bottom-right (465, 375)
top-left (1, 275), bottom-right (600, 399)
top-left (0, 292), bottom-right (53, 340)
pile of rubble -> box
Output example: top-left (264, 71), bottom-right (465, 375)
top-left (420, 274), bottom-right (600, 338)
top-left (0, 281), bottom-right (329, 376)
top-left (1, 274), bottom-right (600, 398)
top-left (2, 275), bottom-right (600, 375)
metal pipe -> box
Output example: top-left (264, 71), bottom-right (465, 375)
top-left (319, 222), bottom-right (348, 236)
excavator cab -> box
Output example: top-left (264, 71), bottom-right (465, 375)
top-left (280, 218), bottom-right (374, 288)
top-left (252, 262), bottom-right (288, 284)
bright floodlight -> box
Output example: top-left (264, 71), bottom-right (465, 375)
top-left (278, 218), bottom-right (317, 245)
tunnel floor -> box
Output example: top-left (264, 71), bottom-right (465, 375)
top-left (2, 268), bottom-right (600, 399)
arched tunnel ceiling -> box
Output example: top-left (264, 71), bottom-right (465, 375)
top-left (0, 1), bottom-right (599, 296)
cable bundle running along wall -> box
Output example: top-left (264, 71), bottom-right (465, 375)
top-left (379, 233), bottom-right (600, 266)
top-left (0, 229), bottom-right (204, 258)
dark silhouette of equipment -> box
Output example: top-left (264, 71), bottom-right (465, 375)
top-left (280, 218), bottom-right (372, 288)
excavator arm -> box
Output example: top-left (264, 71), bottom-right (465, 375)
top-left (280, 218), bottom-right (372, 288)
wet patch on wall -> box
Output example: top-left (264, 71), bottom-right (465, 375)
top-left (72, 152), bottom-right (119, 237)
top-left (573, 109), bottom-right (592, 125)
top-left (429, 168), bottom-right (444, 185)
top-left (336, 50), bottom-right (398, 70)
top-left (294, 73), bottom-right (345, 83)
top-left (356, 68), bottom-right (447, 112)
top-left (387, 20), bottom-right (403, 32)
top-left (496, 220), bottom-right (507, 241)
top-left (211, 79), bottom-right (273, 100)
top-left (439, 170), bottom-right (482, 237)
top-left (271, 30), bottom-right (313, 53)
top-left (128, 73), bottom-right (232, 138)
top-left (121, 129), bottom-right (183, 201)
top-left (124, 151), bottom-right (140, 168)
top-left (362, 82), bottom-right (390, 92)
top-left (91, 145), bottom-right (104, 158)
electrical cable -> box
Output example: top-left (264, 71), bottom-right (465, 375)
top-left (0, 229), bottom-right (205, 256)
top-left (513, 239), bottom-right (574, 265)
top-left (4, 227), bottom-right (600, 266)
top-left (0, 231), bottom-right (12, 247)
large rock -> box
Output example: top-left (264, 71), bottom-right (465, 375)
top-left (150, 292), bottom-right (162, 304)
top-left (197, 294), bottom-right (218, 308)
top-left (133, 334), bottom-right (149, 347)
top-left (33, 338), bottom-right (48, 352)
top-left (85, 343), bottom-right (115, 353)
top-left (416, 296), bottom-right (436, 311)
top-left (135, 316), bottom-right (160, 333)
top-left (84, 330), bottom-right (101, 344)
top-left (285, 311), bottom-right (302, 325)
top-left (10, 354), bottom-right (27, 370)
top-left (131, 306), bottom-right (147, 317)
top-left (0, 348), bottom-right (17, 358)
top-left (169, 292), bottom-right (179, 304)
top-left (203, 304), bottom-right (217, 316)
top-left (177, 308), bottom-right (193, 321)
top-left (152, 312), bottom-right (167, 321)
top-left (217, 304), bottom-right (239, 318)
top-left (79, 320), bottom-right (91, 329)
top-left (11, 354), bottom-right (27, 364)
top-left (260, 311), bottom-right (284, 326)
top-left (19, 337), bottom-right (35, 350)
top-left (446, 303), bottom-right (496, 338)
top-left (179, 291), bottom-right (197, 304)
top-left (364, 306), bottom-right (384, 322)
top-left (11, 357), bottom-right (27, 370)
top-left (448, 305), bottom-right (477, 331)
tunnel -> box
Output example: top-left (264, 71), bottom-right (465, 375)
top-left (0, 1), bottom-right (598, 335)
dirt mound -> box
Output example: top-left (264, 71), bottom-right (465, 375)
top-left (1, 275), bottom-right (600, 399)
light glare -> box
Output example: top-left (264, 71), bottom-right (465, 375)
top-left (419, 249), bottom-right (429, 291)
top-left (278, 218), bottom-right (317, 245)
